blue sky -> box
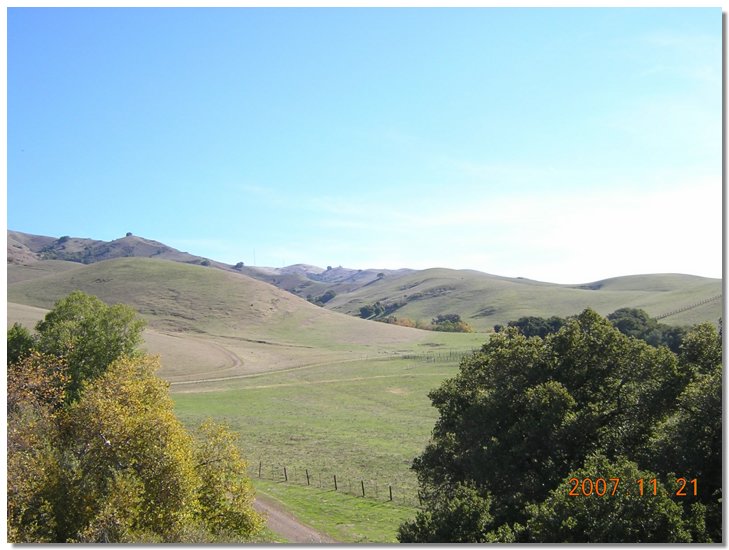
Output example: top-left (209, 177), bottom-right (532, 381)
top-left (7, 7), bottom-right (722, 283)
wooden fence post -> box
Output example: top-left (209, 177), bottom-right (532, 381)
top-left (306, 469), bottom-right (310, 486)
top-left (334, 475), bottom-right (338, 491)
top-left (258, 461), bottom-right (262, 478)
top-left (284, 467), bottom-right (288, 482)
top-left (361, 480), bottom-right (365, 497)
top-left (389, 485), bottom-right (393, 501)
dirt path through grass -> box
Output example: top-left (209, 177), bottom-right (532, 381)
top-left (169, 355), bottom-right (387, 389)
top-left (254, 494), bottom-right (338, 543)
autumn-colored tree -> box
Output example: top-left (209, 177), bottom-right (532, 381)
top-left (60, 355), bottom-right (202, 541)
top-left (9, 353), bottom-right (264, 543)
top-left (8, 292), bottom-right (263, 543)
top-left (193, 420), bottom-right (263, 538)
top-left (7, 352), bottom-right (69, 542)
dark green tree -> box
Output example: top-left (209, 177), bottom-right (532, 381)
top-left (431, 314), bottom-right (474, 333)
top-left (398, 484), bottom-right (496, 543)
top-left (433, 314), bottom-right (462, 324)
top-left (314, 290), bottom-right (336, 305)
top-left (507, 315), bottom-right (565, 338)
top-left (607, 308), bottom-right (687, 353)
top-left (678, 321), bottom-right (722, 376)
top-left (526, 454), bottom-right (698, 543)
top-left (404, 309), bottom-right (714, 542)
top-left (8, 322), bottom-right (36, 364)
top-left (647, 323), bottom-right (722, 540)
top-left (607, 307), bottom-right (656, 339)
top-left (359, 302), bottom-right (385, 319)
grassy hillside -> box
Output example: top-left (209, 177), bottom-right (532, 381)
top-left (8, 257), bottom-right (483, 380)
top-left (9, 230), bottom-right (720, 330)
top-left (7, 257), bottom-right (437, 342)
top-left (240, 264), bottom-right (414, 302)
top-left (7, 301), bottom-right (239, 382)
top-left (324, 268), bottom-right (722, 330)
top-left (8, 259), bottom-right (84, 284)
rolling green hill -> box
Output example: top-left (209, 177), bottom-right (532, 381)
top-left (8, 257), bottom-right (484, 384)
top-left (8, 257), bottom-right (418, 339)
top-left (323, 267), bottom-right (722, 329)
top-left (9, 230), bottom-right (721, 330)
top-left (7, 259), bottom-right (84, 284)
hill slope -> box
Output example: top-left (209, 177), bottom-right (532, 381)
top-left (8, 230), bottom-right (721, 329)
top-left (323, 268), bottom-right (722, 329)
top-left (239, 264), bottom-right (414, 302)
top-left (7, 257), bottom-right (423, 340)
top-left (8, 258), bottom-right (485, 379)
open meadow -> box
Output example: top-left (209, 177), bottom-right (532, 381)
top-left (172, 353), bottom-right (475, 542)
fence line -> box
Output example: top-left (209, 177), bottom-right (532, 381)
top-left (251, 460), bottom-right (420, 507)
top-left (655, 294), bottom-right (722, 321)
top-left (394, 349), bottom-right (477, 363)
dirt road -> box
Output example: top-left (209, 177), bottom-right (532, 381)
top-left (254, 494), bottom-right (338, 543)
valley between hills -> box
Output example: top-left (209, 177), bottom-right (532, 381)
top-left (6, 230), bottom-right (723, 542)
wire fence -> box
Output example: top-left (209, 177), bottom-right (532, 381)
top-left (392, 349), bottom-right (477, 363)
top-left (251, 460), bottom-right (421, 507)
top-left (654, 294), bottom-right (722, 321)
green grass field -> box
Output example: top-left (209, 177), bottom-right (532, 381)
top-left (253, 479), bottom-right (415, 543)
top-left (172, 355), bottom-right (470, 498)
top-left (172, 355), bottom-right (469, 542)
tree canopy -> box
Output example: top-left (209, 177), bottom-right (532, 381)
top-left (34, 291), bottom-right (146, 401)
top-left (8, 291), bottom-right (263, 543)
top-left (400, 309), bottom-right (721, 543)
top-left (497, 308), bottom-right (689, 354)
top-left (431, 314), bottom-right (474, 333)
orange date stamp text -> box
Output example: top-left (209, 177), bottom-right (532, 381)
top-left (567, 477), bottom-right (697, 497)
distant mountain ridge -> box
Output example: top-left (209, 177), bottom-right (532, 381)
top-left (7, 230), bottom-right (722, 330)
top-left (7, 230), bottom-right (413, 295)
top-left (8, 230), bottom-right (222, 268)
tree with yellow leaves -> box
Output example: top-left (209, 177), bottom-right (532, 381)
top-left (7, 292), bottom-right (263, 542)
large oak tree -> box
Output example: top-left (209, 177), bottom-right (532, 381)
top-left (399, 310), bottom-right (721, 543)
